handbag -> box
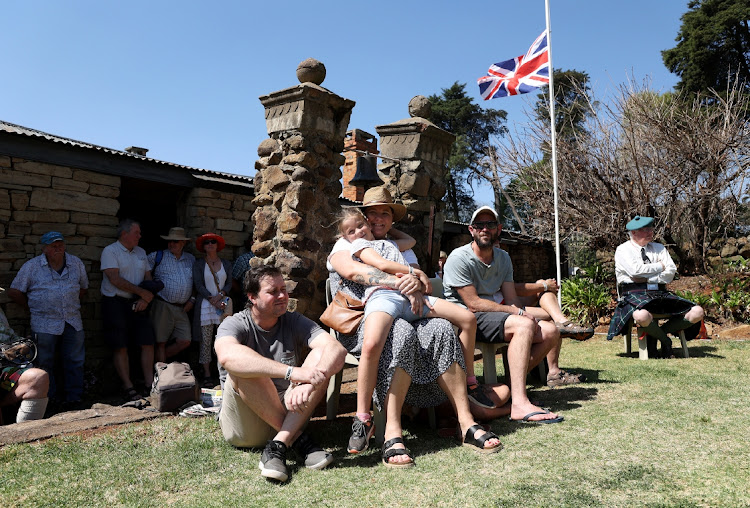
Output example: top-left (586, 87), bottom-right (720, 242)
top-left (150, 362), bottom-right (200, 412)
top-left (207, 260), bottom-right (232, 321)
top-left (320, 291), bottom-right (365, 335)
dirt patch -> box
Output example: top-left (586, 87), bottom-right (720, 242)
top-left (1, 403), bottom-right (169, 446)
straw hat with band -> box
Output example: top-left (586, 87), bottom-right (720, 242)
top-left (360, 187), bottom-right (407, 222)
top-left (160, 227), bottom-right (191, 242)
top-left (196, 232), bottom-right (226, 252)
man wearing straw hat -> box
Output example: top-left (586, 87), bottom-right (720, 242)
top-left (147, 227), bottom-right (195, 364)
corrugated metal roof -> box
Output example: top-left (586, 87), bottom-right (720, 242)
top-left (0, 119), bottom-right (254, 185)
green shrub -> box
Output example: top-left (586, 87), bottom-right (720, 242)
top-left (561, 276), bottom-right (611, 325)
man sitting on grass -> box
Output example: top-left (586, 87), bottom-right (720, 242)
top-left (1, 302), bottom-right (49, 423)
top-left (214, 266), bottom-right (347, 483)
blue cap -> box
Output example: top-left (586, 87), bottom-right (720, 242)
top-left (625, 216), bottom-right (654, 231)
top-left (40, 231), bottom-right (65, 244)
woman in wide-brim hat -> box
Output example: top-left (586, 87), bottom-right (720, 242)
top-left (196, 232), bottom-right (225, 252)
top-left (359, 186), bottom-right (406, 222)
top-left (192, 232), bottom-right (231, 385)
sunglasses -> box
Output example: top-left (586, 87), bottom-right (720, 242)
top-left (204, 239), bottom-right (218, 245)
top-left (471, 221), bottom-right (498, 230)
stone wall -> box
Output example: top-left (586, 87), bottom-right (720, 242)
top-left (0, 153), bottom-right (254, 392)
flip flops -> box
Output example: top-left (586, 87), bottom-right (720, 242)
top-left (511, 410), bottom-right (564, 424)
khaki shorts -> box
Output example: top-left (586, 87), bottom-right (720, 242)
top-left (150, 298), bottom-right (191, 344)
top-left (219, 376), bottom-right (287, 448)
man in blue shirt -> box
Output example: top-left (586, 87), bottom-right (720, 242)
top-left (8, 231), bottom-right (88, 405)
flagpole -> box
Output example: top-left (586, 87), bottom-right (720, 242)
top-left (545, 0), bottom-right (563, 305)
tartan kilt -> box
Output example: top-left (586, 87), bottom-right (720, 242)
top-left (607, 290), bottom-right (699, 340)
top-left (1, 365), bottom-right (28, 393)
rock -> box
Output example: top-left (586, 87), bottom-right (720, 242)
top-left (717, 324), bottom-right (750, 340)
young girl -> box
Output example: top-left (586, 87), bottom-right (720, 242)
top-left (336, 208), bottom-right (495, 453)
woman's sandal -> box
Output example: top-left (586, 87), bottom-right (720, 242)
top-left (122, 387), bottom-right (141, 402)
top-left (381, 437), bottom-right (415, 469)
top-left (462, 424), bottom-right (503, 454)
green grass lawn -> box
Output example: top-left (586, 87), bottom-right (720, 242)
top-left (2, 336), bottom-right (748, 507)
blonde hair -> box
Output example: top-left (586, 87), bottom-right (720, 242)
top-left (336, 207), bottom-right (367, 239)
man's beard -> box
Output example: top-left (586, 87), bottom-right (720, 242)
top-left (472, 231), bottom-right (496, 249)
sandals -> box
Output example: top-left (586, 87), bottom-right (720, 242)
top-left (381, 437), bottom-right (415, 469)
top-left (122, 387), bottom-right (141, 402)
top-left (462, 424), bottom-right (503, 454)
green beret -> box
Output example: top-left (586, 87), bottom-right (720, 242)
top-left (626, 216), bottom-right (654, 231)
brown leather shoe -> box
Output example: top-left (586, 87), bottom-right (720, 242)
top-left (547, 370), bottom-right (586, 388)
top-left (555, 321), bottom-right (594, 341)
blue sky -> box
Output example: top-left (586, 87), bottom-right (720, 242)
top-left (3, 1), bottom-right (688, 205)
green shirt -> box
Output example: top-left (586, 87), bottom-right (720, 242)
top-left (442, 243), bottom-right (514, 308)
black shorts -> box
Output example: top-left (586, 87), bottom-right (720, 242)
top-left (101, 296), bottom-right (155, 349)
top-left (475, 311), bottom-right (511, 343)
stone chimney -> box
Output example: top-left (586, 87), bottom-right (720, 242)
top-left (375, 95), bottom-right (455, 274)
top-left (125, 146), bottom-right (148, 156)
top-left (252, 58), bottom-right (355, 317)
top-left (342, 129), bottom-right (379, 202)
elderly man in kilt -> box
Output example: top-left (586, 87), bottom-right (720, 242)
top-left (607, 216), bottom-right (705, 358)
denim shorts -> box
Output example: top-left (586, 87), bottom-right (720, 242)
top-left (364, 289), bottom-right (437, 323)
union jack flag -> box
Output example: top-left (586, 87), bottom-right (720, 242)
top-left (477, 30), bottom-right (550, 100)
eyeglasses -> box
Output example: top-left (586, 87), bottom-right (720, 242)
top-left (204, 239), bottom-right (218, 245)
top-left (471, 221), bottom-right (498, 230)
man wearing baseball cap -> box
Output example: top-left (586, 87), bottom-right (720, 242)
top-left (607, 216), bottom-right (705, 358)
top-left (443, 206), bottom-right (565, 423)
top-left (8, 231), bottom-right (88, 408)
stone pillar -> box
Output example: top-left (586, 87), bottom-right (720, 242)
top-left (342, 129), bottom-right (378, 202)
top-left (252, 59), bottom-right (355, 317)
top-left (375, 96), bottom-right (455, 274)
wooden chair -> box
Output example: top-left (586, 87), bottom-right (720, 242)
top-left (622, 316), bottom-right (689, 359)
top-left (324, 279), bottom-right (437, 445)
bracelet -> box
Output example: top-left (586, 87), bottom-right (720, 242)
top-left (542, 281), bottom-right (549, 292)
top-left (284, 365), bottom-right (293, 381)
top-left (409, 265), bottom-right (414, 274)
top-left (518, 308), bottom-right (524, 315)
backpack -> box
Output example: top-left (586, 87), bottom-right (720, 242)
top-left (150, 362), bottom-right (200, 412)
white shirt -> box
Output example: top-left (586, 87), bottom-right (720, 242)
top-left (614, 240), bottom-right (677, 285)
top-left (100, 241), bottom-right (149, 298)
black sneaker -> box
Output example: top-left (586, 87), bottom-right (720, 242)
top-left (293, 432), bottom-right (333, 470)
top-left (258, 440), bottom-right (289, 482)
top-left (347, 417), bottom-right (375, 454)
top-left (467, 383), bottom-right (496, 409)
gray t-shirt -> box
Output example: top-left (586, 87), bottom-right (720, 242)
top-left (442, 243), bottom-right (514, 307)
top-left (216, 309), bottom-right (324, 392)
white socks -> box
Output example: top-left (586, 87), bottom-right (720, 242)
top-left (16, 397), bottom-right (48, 422)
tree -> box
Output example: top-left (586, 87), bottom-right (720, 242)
top-left (428, 82), bottom-right (507, 221)
top-left (662, 0), bottom-right (750, 97)
top-left (533, 69), bottom-right (595, 142)
top-left (494, 79), bottom-right (750, 273)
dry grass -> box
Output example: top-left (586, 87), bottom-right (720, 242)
top-left (1, 336), bottom-right (748, 507)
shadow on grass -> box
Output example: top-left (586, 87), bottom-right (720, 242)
top-left (615, 344), bottom-right (723, 360)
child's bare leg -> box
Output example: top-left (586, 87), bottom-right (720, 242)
top-left (426, 300), bottom-right (495, 409)
top-left (427, 300), bottom-right (477, 378)
top-left (358, 312), bottom-right (393, 415)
